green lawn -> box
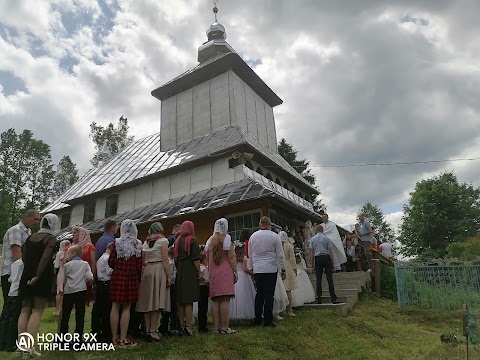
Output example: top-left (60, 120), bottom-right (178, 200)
top-left (0, 293), bottom-right (470, 360)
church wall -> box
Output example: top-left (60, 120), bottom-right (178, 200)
top-left (94, 197), bottom-right (106, 220)
top-left (118, 188), bottom-right (135, 213)
top-left (134, 182), bottom-right (153, 208)
top-left (70, 203), bottom-right (85, 225)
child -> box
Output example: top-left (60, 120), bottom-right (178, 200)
top-left (159, 246), bottom-right (178, 335)
top-left (0, 258), bottom-right (24, 352)
top-left (273, 271), bottom-right (289, 321)
top-left (230, 242), bottom-right (256, 320)
top-left (291, 253), bottom-right (316, 307)
top-left (60, 245), bottom-right (94, 337)
top-left (92, 242), bottom-right (114, 342)
top-left (197, 253), bottom-right (210, 332)
top-left (54, 240), bottom-right (71, 316)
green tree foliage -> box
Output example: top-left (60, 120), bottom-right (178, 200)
top-left (399, 172), bottom-right (480, 260)
top-left (90, 116), bottom-right (134, 167)
top-left (0, 128), bottom-right (78, 238)
top-left (446, 236), bottom-right (480, 261)
top-left (278, 138), bottom-right (316, 186)
top-left (53, 156), bottom-right (79, 196)
top-left (359, 202), bottom-right (396, 243)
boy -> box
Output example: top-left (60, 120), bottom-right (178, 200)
top-left (92, 242), bottom-right (113, 342)
top-left (197, 252), bottom-right (209, 333)
top-left (0, 258), bottom-right (24, 351)
top-left (60, 245), bottom-right (94, 337)
top-left (159, 246), bottom-right (177, 335)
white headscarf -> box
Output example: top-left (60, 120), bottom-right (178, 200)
top-left (279, 231), bottom-right (288, 243)
top-left (213, 218), bottom-right (228, 235)
top-left (115, 219), bottom-right (142, 259)
top-left (59, 240), bottom-right (71, 252)
top-left (38, 214), bottom-right (59, 235)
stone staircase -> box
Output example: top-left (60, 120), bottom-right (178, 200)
top-left (303, 271), bottom-right (371, 316)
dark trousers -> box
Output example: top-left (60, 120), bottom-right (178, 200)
top-left (60, 291), bottom-right (87, 336)
top-left (254, 272), bottom-right (277, 326)
top-left (0, 274), bottom-right (11, 329)
top-left (198, 285), bottom-right (209, 330)
top-left (91, 281), bottom-right (111, 340)
top-left (159, 284), bottom-right (178, 332)
top-left (315, 255), bottom-right (337, 302)
top-left (0, 296), bottom-right (22, 350)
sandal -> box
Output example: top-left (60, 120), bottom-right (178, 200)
top-left (118, 339), bottom-right (137, 348)
top-left (221, 327), bottom-right (236, 334)
top-left (149, 332), bottom-right (162, 342)
top-left (183, 325), bottom-right (194, 336)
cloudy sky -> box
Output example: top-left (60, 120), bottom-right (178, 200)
top-left (1, 0), bottom-right (480, 232)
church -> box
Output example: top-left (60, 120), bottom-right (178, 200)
top-left (43, 6), bottom-right (325, 242)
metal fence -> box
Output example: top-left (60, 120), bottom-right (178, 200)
top-left (395, 264), bottom-right (480, 311)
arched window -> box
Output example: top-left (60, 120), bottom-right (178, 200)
top-left (304, 194), bottom-right (310, 201)
top-left (298, 191), bottom-right (303, 198)
top-left (283, 182), bottom-right (289, 191)
top-left (256, 167), bottom-right (264, 176)
top-left (245, 161), bottom-right (253, 170)
top-left (266, 173), bottom-right (273, 181)
top-left (275, 178), bottom-right (281, 186)
top-left (291, 188), bottom-right (297, 195)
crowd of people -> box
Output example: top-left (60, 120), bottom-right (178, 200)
top-left (0, 208), bottom-right (392, 356)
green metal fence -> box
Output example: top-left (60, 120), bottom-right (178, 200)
top-left (395, 264), bottom-right (480, 311)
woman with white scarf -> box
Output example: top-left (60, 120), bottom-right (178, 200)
top-left (108, 219), bottom-right (143, 348)
top-left (18, 214), bottom-right (58, 357)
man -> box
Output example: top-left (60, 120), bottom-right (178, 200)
top-left (95, 219), bottom-right (118, 261)
top-left (309, 225), bottom-right (341, 305)
top-left (380, 240), bottom-right (393, 259)
top-left (248, 216), bottom-right (286, 327)
top-left (0, 210), bottom-right (40, 336)
top-left (167, 224), bottom-right (181, 247)
top-left (321, 213), bottom-right (347, 272)
top-left (358, 212), bottom-right (374, 268)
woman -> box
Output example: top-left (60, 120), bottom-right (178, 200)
top-left (108, 219), bottom-right (143, 347)
top-left (18, 214), bottom-right (58, 357)
top-left (174, 221), bottom-right (200, 336)
top-left (205, 218), bottom-right (237, 334)
top-left (279, 231), bottom-right (298, 317)
top-left (65, 227), bottom-right (96, 304)
top-left (136, 223), bottom-right (171, 342)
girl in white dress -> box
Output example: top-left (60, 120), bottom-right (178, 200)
top-left (291, 252), bottom-right (316, 307)
top-left (54, 239), bottom-right (70, 316)
top-left (230, 242), bottom-right (256, 320)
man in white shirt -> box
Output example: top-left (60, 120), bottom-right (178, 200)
top-left (248, 216), bottom-right (285, 327)
top-left (380, 241), bottom-right (393, 259)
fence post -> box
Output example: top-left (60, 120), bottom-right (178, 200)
top-left (371, 248), bottom-right (381, 295)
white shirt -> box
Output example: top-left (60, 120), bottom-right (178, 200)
top-left (380, 242), bottom-right (393, 258)
top-left (199, 264), bottom-right (209, 286)
top-left (64, 258), bottom-right (94, 294)
top-left (8, 259), bottom-right (24, 297)
top-left (96, 253), bottom-right (113, 281)
top-left (248, 230), bottom-right (285, 274)
top-left (1, 222), bottom-right (30, 276)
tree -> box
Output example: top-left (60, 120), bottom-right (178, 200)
top-left (359, 202), bottom-right (396, 243)
top-left (53, 156), bottom-right (79, 196)
top-left (399, 172), bottom-right (480, 260)
top-left (90, 116), bottom-right (134, 166)
top-left (446, 236), bottom-right (480, 261)
top-left (278, 138), bottom-right (316, 186)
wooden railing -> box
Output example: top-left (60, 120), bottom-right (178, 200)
top-left (369, 248), bottom-right (395, 295)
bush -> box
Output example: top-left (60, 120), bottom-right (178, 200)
top-left (381, 264), bottom-right (397, 301)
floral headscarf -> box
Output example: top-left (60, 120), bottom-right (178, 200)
top-left (148, 222), bottom-right (164, 240)
top-left (174, 221), bottom-right (195, 261)
top-left (59, 239), bottom-right (71, 252)
top-left (115, 219), bottom-right (142, 259)
top-left (72, 227), bottom-right (92, 248)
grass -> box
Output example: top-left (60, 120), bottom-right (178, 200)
top-left (1, 293), bottom-right (470, 360)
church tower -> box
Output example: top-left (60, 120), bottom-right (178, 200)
top-left (152, 5), bottom-right (282, 152)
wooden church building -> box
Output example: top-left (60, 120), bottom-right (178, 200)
top-left (43, 8), bottom-right (323, 242)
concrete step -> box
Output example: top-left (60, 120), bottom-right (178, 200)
top-left (303, 302), bottom-right (350, 316)
top-left (319, 288), bottom-right (359, 297)
top-left (321, 283), bottom-right (363, 292)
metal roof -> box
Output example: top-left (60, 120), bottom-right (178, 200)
top-left (55, 167), bottom-right (319, 236)
top-left (42, 126), bottom-right (318, 213)
top-left (151, 52), bottom-right (283, 108)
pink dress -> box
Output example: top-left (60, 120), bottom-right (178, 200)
top-left (206, 235), bottom-right (235, 299)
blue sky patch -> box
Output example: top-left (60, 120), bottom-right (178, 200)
top-left (0, 70), bottom-right (28, 95)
